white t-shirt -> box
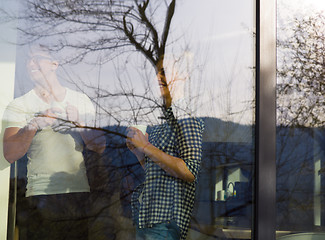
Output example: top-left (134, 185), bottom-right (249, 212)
top-left (3, 88), bottom-right (96, 197)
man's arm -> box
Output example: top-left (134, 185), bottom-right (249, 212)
top-left (142, 142), bottom-right (195, 182)
top-left (3, 125), bottom-right (37, 164)
top-left (3, 109), bottom-right (60, 163)
top-left (127, 127), bottom-right (196, 182)
top-left (127, 116), bottom-right (204, 182)
top-left (126, 133), bottom-right (147, 169)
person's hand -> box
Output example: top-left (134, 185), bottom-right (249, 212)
top-left (126, 127), bottom-right (149, 158)
top-left (30, 108), bottom-right (61, 130)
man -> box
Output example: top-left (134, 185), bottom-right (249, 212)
top-left (3, 45), bottom-right (106, 240)
top-left (127, 101), bottom-right (204, 239)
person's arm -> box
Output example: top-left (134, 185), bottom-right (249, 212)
top-left (128, 115), bottom-right (204, 182)
top-left (142, 141), bottom-right (195, 182)
top-left (3, 109), bottom-right (58, 163)
top-left (127, 127), bottom-right (195, 182)
top-left (126, 133), bottom-right (148, 169)
top-left (3, 125), bottom-right (37, 164)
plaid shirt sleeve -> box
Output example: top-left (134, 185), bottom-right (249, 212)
top-left (176, 117), bottom-right (205, 181)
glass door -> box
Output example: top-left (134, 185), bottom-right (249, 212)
top-left (3, 0), bottom-right (256, 239)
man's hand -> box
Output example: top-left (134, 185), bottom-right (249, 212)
top-left (127, 127), bottom-right (149, 151)
top-left (126, 127), bottom-right (150, 165)
top-left (30, 108), bottom-right (61, 130)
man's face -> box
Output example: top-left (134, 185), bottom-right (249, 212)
top-left (27, 51), bottom-right (57, 89)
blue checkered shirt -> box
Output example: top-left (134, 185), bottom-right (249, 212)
top-left (131, 107), bottom-right (204, 240)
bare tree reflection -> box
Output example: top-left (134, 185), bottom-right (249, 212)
top-left (277, 10), bottom-right (325, 231)
top-left (277, 11), bottom-right (325, 127)
top-left (8, 0), bottom-right (177, 110)
top-left (0, 0), bottom-right (257, 239)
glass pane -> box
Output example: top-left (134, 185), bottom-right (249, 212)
top-left (2, 0), bottom-right (255, 239)
top-left (277, 0), bottom-right (325, 238)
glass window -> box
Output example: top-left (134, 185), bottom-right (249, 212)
top-left (3, 0), bottom-right (256, 239)
top-left (277, 0), bottom-right (325, 238)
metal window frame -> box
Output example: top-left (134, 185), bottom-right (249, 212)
top-left (254, 0), bottom-right (277, 239)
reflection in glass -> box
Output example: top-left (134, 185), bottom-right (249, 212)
top-left (277, 0), bottom-right (325, 237)
top-left (127, 107), bottom-right (205, 240)
top-left (2, 0), bottom-right (256, 239)
top-left (2, 44), bottom-right (106, 239)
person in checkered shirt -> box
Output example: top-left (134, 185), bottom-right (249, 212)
top-left (126, 96), bottom-right (204, 240)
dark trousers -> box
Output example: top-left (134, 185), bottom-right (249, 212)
top-left (25, 192), bottom-right (90, 240)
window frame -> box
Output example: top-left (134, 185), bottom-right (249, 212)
top-left (254, 0), bottom-right (277, 239)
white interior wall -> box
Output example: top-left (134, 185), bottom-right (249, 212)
top-left (0, 0), bottom-right (17, 239)
top-left (0, 63), bottom-right (15, 240)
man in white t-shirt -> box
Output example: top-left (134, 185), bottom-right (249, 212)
top-left (2, 45), bottom-right (106, 240)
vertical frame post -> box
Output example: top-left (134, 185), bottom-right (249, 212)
top-left (254, 0), bottom-right (276, 239)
